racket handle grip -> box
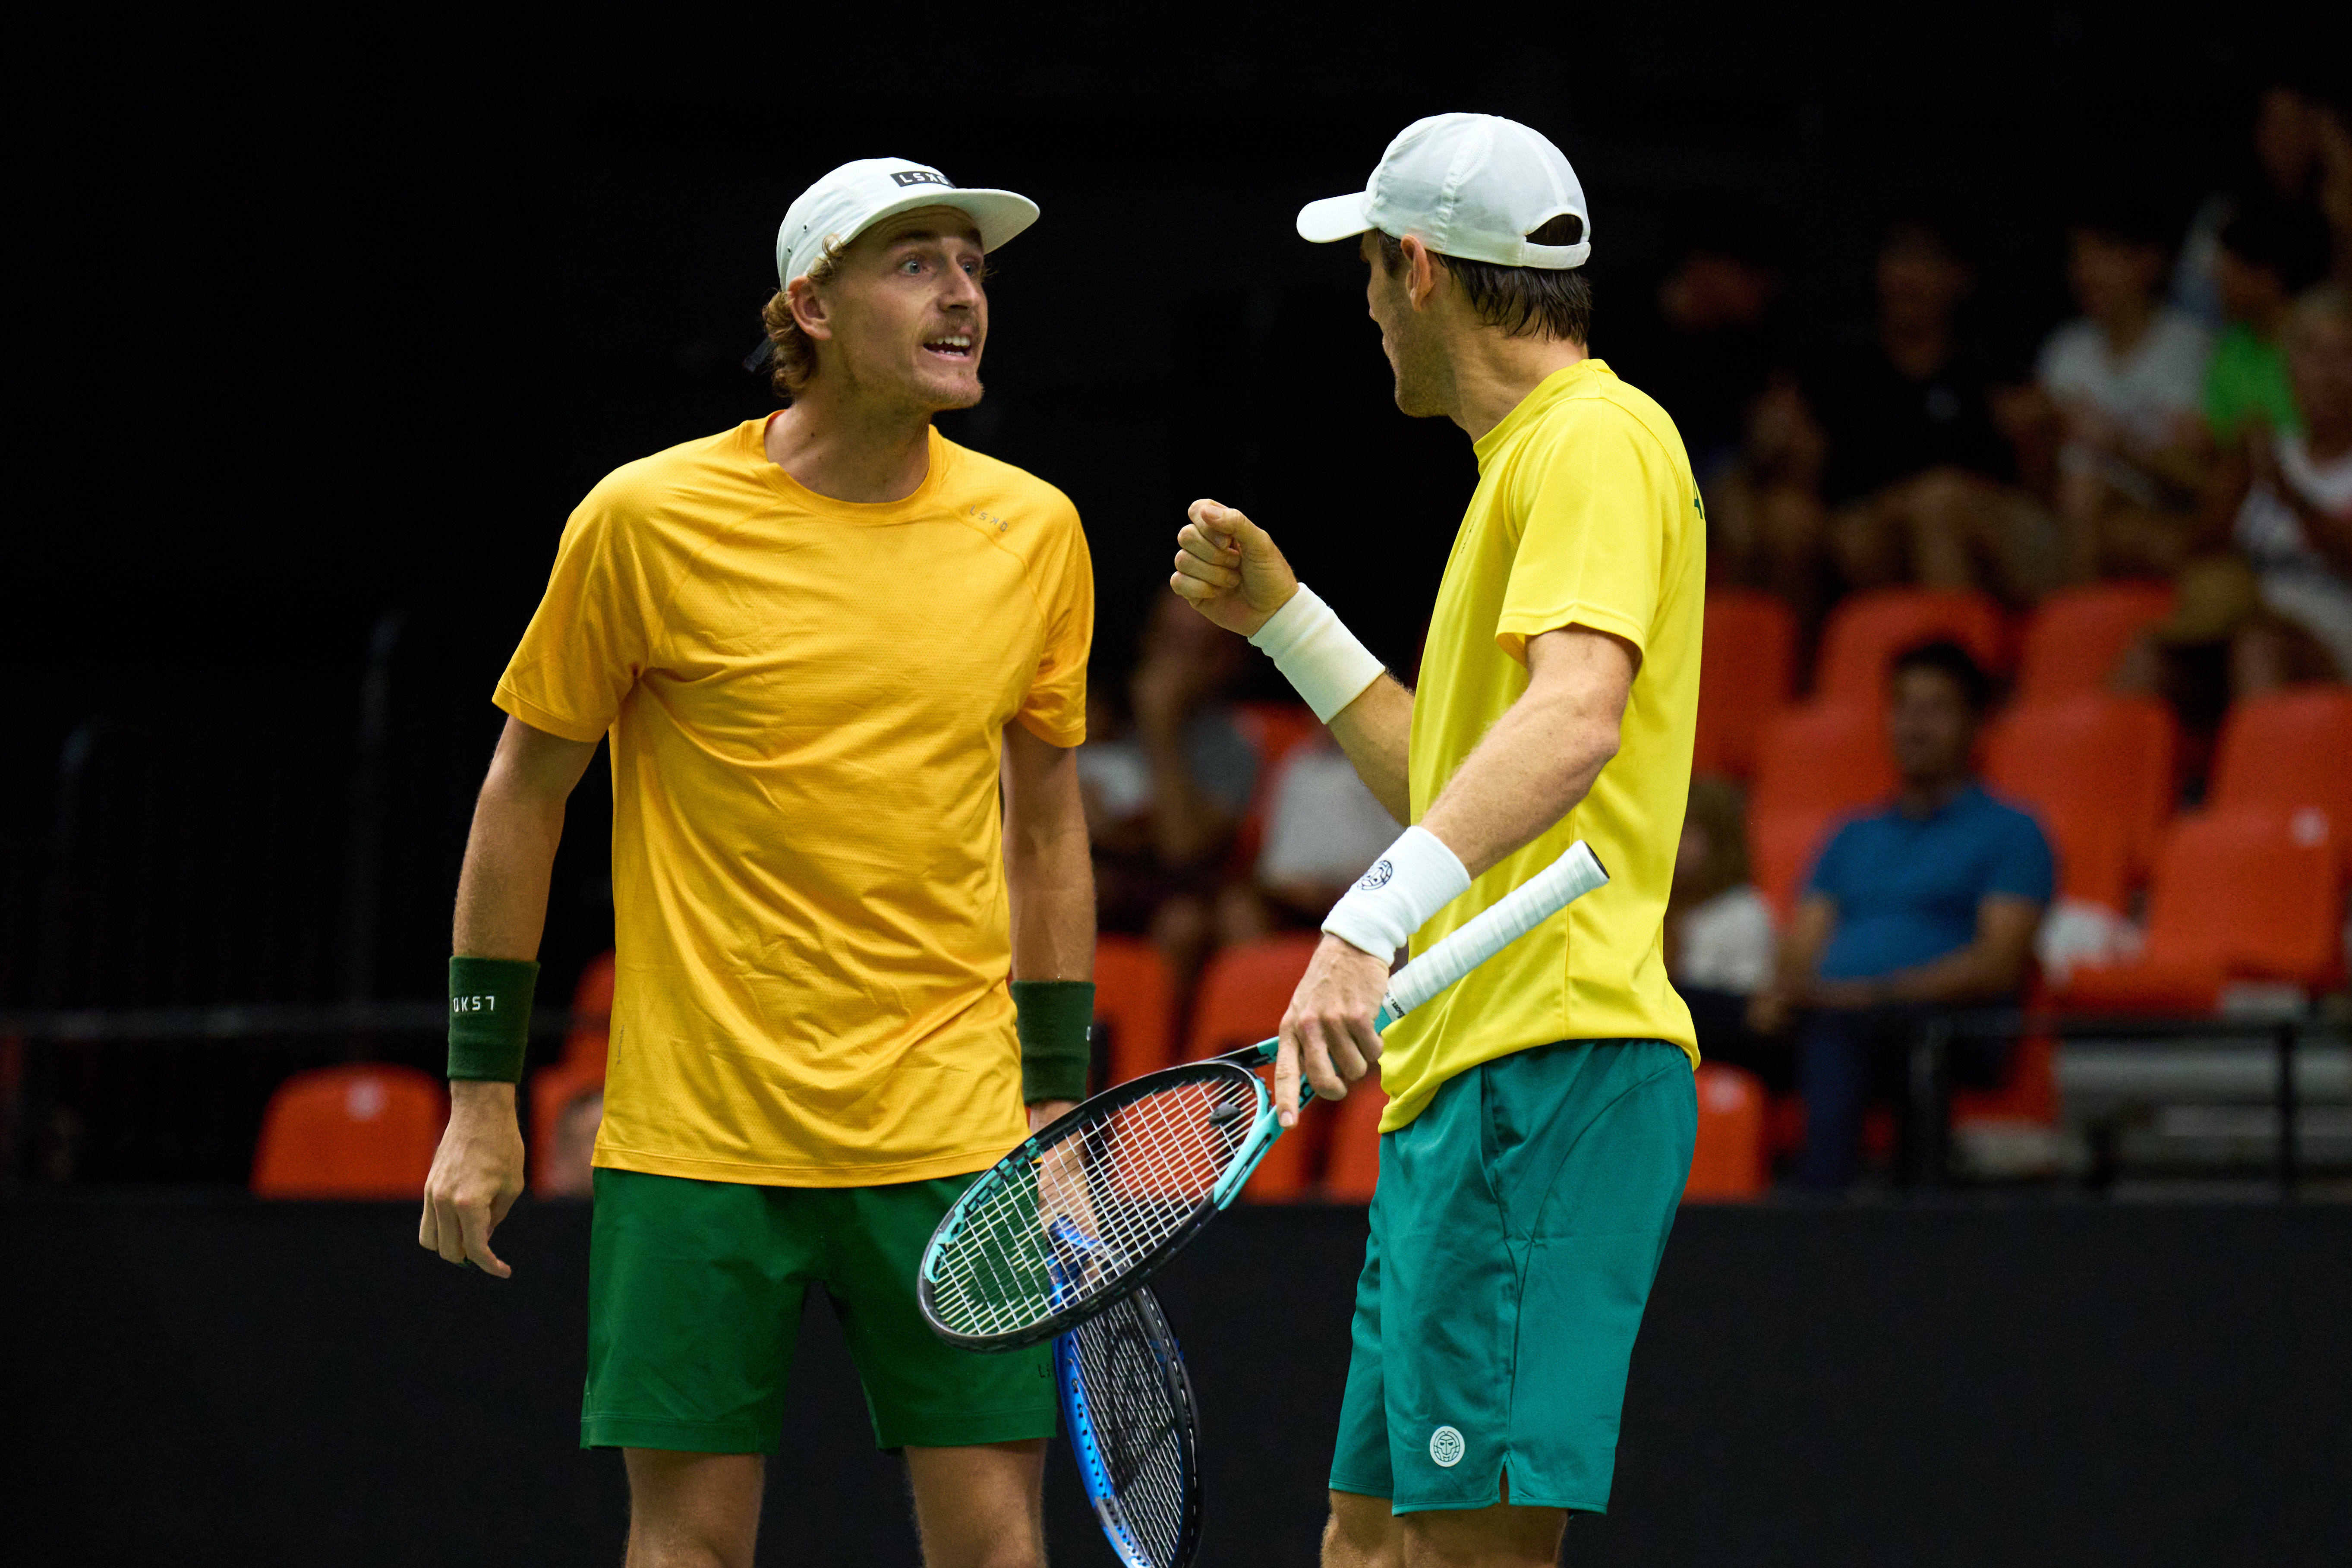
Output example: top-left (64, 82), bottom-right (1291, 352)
top-left (1380, 840), bottom-right (1609, 1022)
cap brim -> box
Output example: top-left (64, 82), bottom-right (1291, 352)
top-left (1296, 191), bottom-right (1376, 244)
top-left (846, 187), bottom-right (1041, 258)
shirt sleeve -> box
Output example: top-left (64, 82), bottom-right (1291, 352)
top-left (1986, 810), bottom-right (2056, 905)
top-left (1493, 409), bottom-right (1674, 665)
top-left (1014, 500), bottom-right (1094, 747)
top-left (493, 481), bottom-right (657, 743)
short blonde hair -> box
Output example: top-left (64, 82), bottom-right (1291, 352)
top-left (758, 237), bottom-right (846, 403)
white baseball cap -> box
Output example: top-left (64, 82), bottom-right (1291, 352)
top-left (775, 158), bottom-right (1039, 288)
top-left (1296, 113), bottom-right (1591, 269)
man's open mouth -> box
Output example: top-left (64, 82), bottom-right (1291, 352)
top-left (924, 334), bottom-right (974, 361)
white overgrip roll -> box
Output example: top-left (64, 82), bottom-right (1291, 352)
top-left (1383, 840), bottom-right (1609, 1019)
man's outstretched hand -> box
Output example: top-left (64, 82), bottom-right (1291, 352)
top-left (1171, 499), bottom-right (1299, 637)
top-left (419, 1080), bottom-right (527, 1278)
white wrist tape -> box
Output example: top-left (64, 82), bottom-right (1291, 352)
top-left (1249, 585), bottom-right (1385, 724)
top-left (1322, 827), bottom-right (1473, 960)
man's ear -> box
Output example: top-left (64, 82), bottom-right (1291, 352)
top-left (1399, 234), bottom-right (1441, 312)
top-left (787, 276), bottom-right (833, 341)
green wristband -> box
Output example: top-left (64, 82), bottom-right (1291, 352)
top-left (1012, 979), bottom-right (1095, 1104)
top-left (448, 956), bottom-right (540, 1083)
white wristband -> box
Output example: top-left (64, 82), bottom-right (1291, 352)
top-left (1322, 827), bottom-right (1473, 961)
top-left (1249, 584), bottom-right (1386, 724)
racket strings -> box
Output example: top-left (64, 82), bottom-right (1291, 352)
top-left (1073, 1297), bottom-right (1192, 1565)
top-left (926, 1071), bottom-right (1258, 1340)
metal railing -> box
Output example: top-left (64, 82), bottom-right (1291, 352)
top-left (1906, 1009), bottom-right (2349, 1199)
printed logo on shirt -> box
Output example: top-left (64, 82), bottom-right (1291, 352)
top-left (1358, 859), bottom-right (1394, 890)
top-left (892, 169), bottom-right (951, 188)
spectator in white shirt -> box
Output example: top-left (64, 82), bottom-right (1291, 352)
top-left (1667, 776), bottom-right (1784, 1089)
top-left (2034, 195), bottom-right (2214, 581)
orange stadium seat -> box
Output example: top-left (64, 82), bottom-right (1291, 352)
top-left (1747, 701), bottom-right (1896, 915)
top-left (252, 1064), bottom-right (445, 1198)
top-left (2015, 581), bottom-right (2175, 700)
top-left (1693, 590), bottom-right (1799, 779)
top-left (1322, 1076), bottom-right (1389, 1202)
top-left (564, 949), bottom-right (615, 1069)
top-left (1815, 588), bottom-right (2008, 705)
top-left (1983, 695), bottom-right (2177, 909)
top-left (2207, 687), bottom-right (2352, 862)
top-left (530, 1056), bottom-right (606, 1196)
top-left (1952, 1031), bottom-right (2059, 1127)
top-left (1186, 933), bottom-right (1323, 1200)
top-left (2056, 812), bottom-right (2346, 1011)
top-left (1092, 934), bottom-right (1176, 1086)
top-left (1684, 1063), bottom-right (1768, 1200)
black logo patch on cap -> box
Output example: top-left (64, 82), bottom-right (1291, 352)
top-left (891, 169), bottom-right (951, 188)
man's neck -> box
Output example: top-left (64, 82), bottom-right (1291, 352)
top-left (762, 383), bottom-right (936, 505)
top-left (1443, 330), bottom-right (1590, 442)
top-left (1896, 773), bottom-right (1971, 818)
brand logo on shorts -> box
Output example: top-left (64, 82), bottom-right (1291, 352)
top-left (1358, 859), bottom-right (1394, 890)
top-left (1429, 1425), bottom-right (1465, 1467)
top-left (891, 168), bottom-right (951, 188)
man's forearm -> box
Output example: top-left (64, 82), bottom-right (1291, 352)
top-left (452, 777), bottom-right (568, 959)
top-left (1008, 831), bottom-right (1096, 981)
top-left (1004, 734), bottom-right (1097, 981)
top-left (1416, 683), bottom-right (1617, 878)
top-left (1874, 943), bottom-right (2022, 1005)
top-left (1328, 675), bottom-right (1414, 823)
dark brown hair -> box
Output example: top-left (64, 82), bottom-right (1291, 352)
top-left (1374, 213), bottom-right (1592, 343)
top-left (757, 237), bottom-right (847, 403)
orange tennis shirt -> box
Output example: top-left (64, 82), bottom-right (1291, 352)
top-left (496, 420), bottom-right (1093, 1185)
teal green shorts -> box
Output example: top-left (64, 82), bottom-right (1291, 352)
top-left (582, 1167), bottom-right (1057, 1454)
top-left (1328, 1038), bottom-right (1696, 1514)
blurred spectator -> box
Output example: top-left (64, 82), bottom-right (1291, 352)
top-left (2229, 285), bottom-right (2352, 681)
top-left (2117, 284), bottom-right (2352, 703)
top-left (2174, 82), bottom-right (2339, 326)
top-left (1220, 731), bottom-right (1400, 941)
top-left (2203, 202), bottom-right (2333, 445)
top-left (1706, 376), bottom-right (1839, 637)
top-left (1668, 776), bottom-right (1783, 1088)
top-left (540, 1088), bottom-right (603, 1198)
top-left (1077, 591), bottom-right (1258, 995)
top-left (1748, 642), bottom-right (2052, 1191)
top-left (1614, 205), bottom-right (1787, 483)
top-left (2037, 196), bottom-right (2214, 581)
top-left (1806, 220), bottom-right (2060, 606)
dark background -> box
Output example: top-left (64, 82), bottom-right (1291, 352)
top-left (6, 1199), bottom-right (2347, 1566)
top-left (5, 1), bottom-right (2342, 1026)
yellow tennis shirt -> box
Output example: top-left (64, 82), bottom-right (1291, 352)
top-left (495, 421), bottom-right (1093, 1185)
top-left (1378, 360), bottom-right (1703, 1132)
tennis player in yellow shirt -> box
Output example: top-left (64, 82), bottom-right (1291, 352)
top-left (416, 159), bottom-right (1096, 1568)
top-left (1173, 115), bottom-right (1703, 1568)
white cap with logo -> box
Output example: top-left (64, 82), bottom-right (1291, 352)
top-left (776, 158), bottom-right (1040, 288)
top-left (1296, 113), bottom-right (1590, 270)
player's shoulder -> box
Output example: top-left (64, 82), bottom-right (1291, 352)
top-left (936, 433), bottom-right (1085, 549)
top-left (1578, 363), bottom-right (1693, 464)
top-left (576, 422), bottom-right (765, 536)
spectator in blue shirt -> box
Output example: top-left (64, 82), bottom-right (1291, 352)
top-left (1748, 641), bottom-right (2054, 1189)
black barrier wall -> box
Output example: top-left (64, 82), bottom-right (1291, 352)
top-left (3, 1199), bottom-right (2348, 1567)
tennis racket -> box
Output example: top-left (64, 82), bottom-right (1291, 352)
top-left (918, 839), bottom-right (1609, 1351)
top-left (1055, 1284), bottom-right (1202, 1568)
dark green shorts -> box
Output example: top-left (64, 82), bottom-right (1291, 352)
top-left (1328, 1039), bottom-right (1695, 1514)
top-left (582, 1167), bottom-right (1057, 1454)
